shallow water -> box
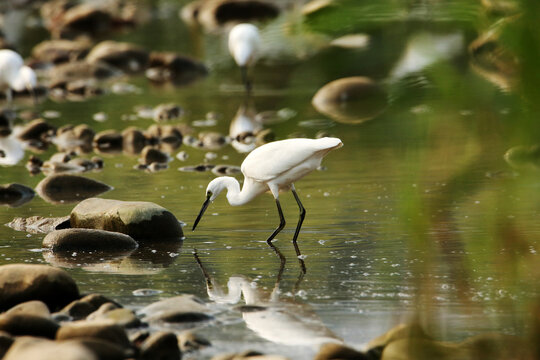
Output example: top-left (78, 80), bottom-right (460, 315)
top-left (1, 1), bottom-right (540, 358)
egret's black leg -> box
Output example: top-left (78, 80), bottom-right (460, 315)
top-left (291, 186), bottom-right (307, 274)
top-left (240, 66), bottom-right (252, 96)
top-left (193, 249), bottom-right (213, 289)
top-left (291, 187), bottom-right (306, 247)
top-left (266, 198), bottom-right (286, 244)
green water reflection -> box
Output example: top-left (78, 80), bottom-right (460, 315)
top-left (1, 0), bottom-right (540, 358)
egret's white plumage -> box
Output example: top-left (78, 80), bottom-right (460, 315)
top-left (228, 23), bottom-right (261, 92)
top-left (193, 137), bottom-right (343, 246)
top-left (0, 49), bottom-right (37, 103)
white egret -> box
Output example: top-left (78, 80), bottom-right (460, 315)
top-left (228, 23), bottom-right (260, 94)
top-left (0, 49), bottom-right (37, 104)
top-left (192, 137), bottom-right (343, 249)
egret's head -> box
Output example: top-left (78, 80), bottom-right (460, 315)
top-left (192, 177), bottom-right (232, 231)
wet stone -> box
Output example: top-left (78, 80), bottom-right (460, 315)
top-left (314, 343), bottom-right (368, 360)
top-left (139, 331), bottom-right (182, 360)
top-left (122, 127), bottom-right (147, 155)
top-left (139, 294), bottom-right (213, 323)
top-left (0, 313), bottom-right (60, 339)
top-left (147, 51), bottom-right (208, 85)
top-left (178, 331), bottom-right (211, 352)
top-left (147, 162), bottom-right (169, 172)
top-left (196, 0), bottom-right (280, 31)
top-left (70, 197), bottom-right (183, 240)
top-left (32, 39), bottom-right (91, 64)
top-left (5, 300), bottom-right (51, 319)
top-left (56, 321), bottom-right (132, 350)
top-left (140, 146), bottom-right (170, 165)
top-left (86, 40), bottom-right (149, 73)
top-left (55, 3), bottom-right (112, 39)
top-left (0, 264), bottom-right (79, 312)
top-left (6, 215), bottom-right (70, 234)
top-left (0, 183), bottom-right (35, 207)
top-left (198, 131), bottom-right (228, 150)
top-left (36, 174), bottom-right (112, 204)
top-left (0, 332), bottom-right (13, 359)
top-left (3, 337), bottom-right (96, 360)
top-left (54, 124), bottom-right (95, 153)
top-left (43, 228), bottom-right (138, 252)
top-left (93, 130), bottom-right (123, 153)
top-left (17, 118), bottom-right (55, 143)
top-left (87, 308), bottom-right (141, 328)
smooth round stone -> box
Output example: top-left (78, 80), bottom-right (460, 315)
top-left (43, 228), bottom-right (138, 252)
top-left (139, 295), bottom-right (212, 323)
top-left (196, 0), bottom-right (280, 31)
top-left (139, 331), bottom-right (181, 360)
top-left (17, 118), bottom-right (55, 142)
top-left (312, 76), bottom-right (387, 124)
top-left (0, 313), bottom-right (59, 339)
top-left (70, 198), bottom-right (183, 240)
top-left (122, 127), bottom-right (147, 155)
top-left (0, 264), bottom-right (79, 312)
top-left (3, 337), bottom-right (97, 360)
top-left (93, 130), bottom-right (123, 154)
top-left (178, 331), bottom-right (211, 352)
top-left (35, 174), bottom-right (112, 204)
top-left (86, 40), bottom-right (149, 72)
top-left (87, 308), bottom-right (141, 328)
top-left (5, 300), bottom-right (50, 319)
top-left (139, 146), bottom-right (170, 165)
top-left (56, 321), bottom-right (132, 350)
top-left (32, 39), bottom-right (91, 64)
top-left (314, 343), bottom-right (368, 360)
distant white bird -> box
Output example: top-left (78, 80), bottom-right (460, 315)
top-left (0, 49), bottom-right (37, 104)
top-left (228, 23), bottom-right (261, 94)
top-left (192, 137), bottom-right (343, 248)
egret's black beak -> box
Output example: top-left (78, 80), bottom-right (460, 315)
top-left (192, 194), bottom-right (211, 231)
top-left (30, 87), bottom-right (39, 107)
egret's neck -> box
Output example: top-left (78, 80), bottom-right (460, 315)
top-left (218, 177), bottom-right (260, 206)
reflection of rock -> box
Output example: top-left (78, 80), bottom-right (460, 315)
top-left (312, 77), bottom-right (387, 124)
top-left (43, 229), bottom-right (138, 252)
top-left (70, 198), bottom-right (184, 240)
top-left (230, 104), bottom-right (262, 153)
top-left (389, 32), bottom-right (464, 81)
top-left (147, 52), bottom-right (208, 85)
top-left (54, 124), bottom-right (95, 153)
top-left (93, 130), bottom-right (123, 154)
top-left (32, 39), bottom-right (91, 64)
top-left (36, 174), bottom-right (112, 204)
top-left (0, 183), bottom-right (35, 207)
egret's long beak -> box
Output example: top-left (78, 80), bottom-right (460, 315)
top-left (29, 87), bottom-right (39, 108)
top-left (192, 194), bottom-right (211, 231)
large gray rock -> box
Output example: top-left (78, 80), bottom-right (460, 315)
top-left (70, 198), bottom-right (183, 240)
top-left (56, 321), bottom-right (132, 351)
top-left (0, 264), bottom-right (79, 312)
top-left (43, 229), bottom-right (138, 252)
top-left (36, 174), bottom-right (112, 204)
top-left (6, 216), bottom-right (71, 234)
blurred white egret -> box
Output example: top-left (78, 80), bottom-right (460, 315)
top-left (192, 137), bottom-right (343, 248)
top-left (0, 49), bottom-right (37, 104)
top-left (228, 23), bottom-right (260, 93)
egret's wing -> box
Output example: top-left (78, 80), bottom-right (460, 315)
top-left (241, 138), bottom-right (341, 182)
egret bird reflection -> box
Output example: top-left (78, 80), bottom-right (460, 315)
top-left (192, 137), bottom-right (343, 257)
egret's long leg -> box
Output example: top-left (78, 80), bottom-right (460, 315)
top-left (266, 198), bottom-right (286, 244)
top-left (291, 186), bottom-right (306, 247)
top-left (240, 66), bottom-right (252, 95)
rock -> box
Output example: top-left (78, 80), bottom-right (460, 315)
top-left (42, 161), bottom-right (87, 174)
top-left (147, 52), bottom-right (207, 84)
top-left (55, 3), bottom-right (112, 39)
top-left (312, 76), bottom-right (387, 124)
top-left (6, 215), bottom-right (71, 234)
top-left (504, 145), bottom-right (540, 170)
top-left (140, 146), bottom-right (170, 165)
top-left (43, 228), bottom-right (138, 252)
top-left (0, 183), bottom-right (35, 207)
top-left (87, 308), bottom-right (140, 328)
top-left (5, 300), bottom-right (51, 319)
top-left (140, 295), bottom-right (213, 323)
top-left (122, 127), bottom-right (147, 155)
top-left (93, 130), bottom-right (123, 153)
top-left (145, 124), bottom-right (183, 150)
top-left (36, 174), bottom-right (112, 204)
top-left (17, 118), bottom-right (55, 143)
top-left (70, 198), bottom-right (183, 240)
top-left (3, 337), bottom-right (97, 360)
top-left (197, 131), bottom-right (228, 150)
top-left (54, 124), bottom-right (95, 153)
top-left (32, 39), bottom-right (91, 64)
top-left (0, 264), bottom-right (79, 312)
top-left (153, 103), bottom-right (183, 122)
top-left (86, 41), bottom-right (149, 73)
top-left (68, 158), bottom-right (97, 171)
top-left (87, 302), bottom-right (121, 320)
top-left (178, 331), bottom-right (211, 352)
top-left (0, 332), bottom-right (13, 359)
top-left (314, 343), bottom-right (368, 360)
top-left (0, 313), bottom-right (59, 338)
top-left (197, 0), bottom-right (280, 31)
top-left (139, 331), bottom-right (182, 360)
top-left (366, 323), bottom-right (429, 357)
top-left (74, 338), bottom-right (134, 360)
top-left (212, 350), bottom-right (288, 360)
top-left (81, 294), bottom-right (121, 310)
top-left (179, 1), bottom-right (204, 26)
top-left (58, 298), bottom-right (98, 320)
top-left (56, 321), bottom-right (132, 350)
top-left (0, 108), bottom-right (15, 137)
top-left (211, 164), bottom-right (241, 176)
